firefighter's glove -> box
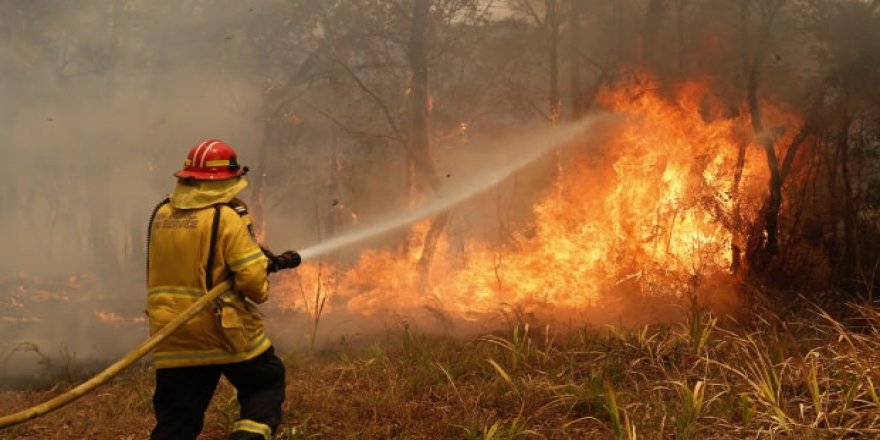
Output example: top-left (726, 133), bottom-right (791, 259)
top-left (266, 250), bottom-right (301, 273)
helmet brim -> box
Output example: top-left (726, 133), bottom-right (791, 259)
top-left (170, 175), bottom-right (249, 209)
top-left (174, 169), bottom-right (245, 181)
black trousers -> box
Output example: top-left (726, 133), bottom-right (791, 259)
top-left (150, 346), bottom-right (286, 440)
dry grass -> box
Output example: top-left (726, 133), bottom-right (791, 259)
top-left (3, 300), bottom-right (880, 439)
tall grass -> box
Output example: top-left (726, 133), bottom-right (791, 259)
top-left (5, 301), bottom-right (880, 438)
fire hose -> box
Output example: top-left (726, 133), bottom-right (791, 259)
top-left (0, 116), bottom-right (606, 430)
top-left (0, 282), bottom-right (228, 429)
top-left (0, 243), bottom-right (302, 430)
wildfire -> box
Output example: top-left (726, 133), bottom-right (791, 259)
top-left (276, 76), bottom-right (789, 322)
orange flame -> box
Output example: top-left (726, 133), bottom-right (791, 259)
top-left (94, 310), bottom-right (146, 327)
top-left (275, 76), bottom-right (797, 321)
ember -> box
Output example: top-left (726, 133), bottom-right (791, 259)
top-left (94, 310), bottom-right (146, 327)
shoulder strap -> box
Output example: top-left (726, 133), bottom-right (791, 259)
top-left (225, 200), bottom-right (260, 245)
top-left (145, 198), bottom-right (170, 286)
top-left (205, 205), bottom-right (223, 291)
top-left (225, 200), bottom-right (248, 217)
top-left (205, 202), bottom-right (252, 290)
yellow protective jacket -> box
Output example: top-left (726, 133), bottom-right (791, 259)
top-left (146, 178), bottom-right (270, 369)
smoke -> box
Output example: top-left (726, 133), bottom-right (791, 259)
top-left (5, 0), bottom-right (871, 382)
top-left (0, 1), bottom-right (584, 377)
top-left (0, 2), bottom-right (283, 379)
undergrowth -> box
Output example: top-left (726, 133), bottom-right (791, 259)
top-left (3, 301), bottom-right (880, 439)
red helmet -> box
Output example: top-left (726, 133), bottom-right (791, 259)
top-left (174, 139), bottom-right (248, 181)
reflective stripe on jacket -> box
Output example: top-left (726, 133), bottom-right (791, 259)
top-left (147, 198), bottom-right (270, 369)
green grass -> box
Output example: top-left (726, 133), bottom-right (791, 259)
top-left (3, 301), bottom-right (880, 438)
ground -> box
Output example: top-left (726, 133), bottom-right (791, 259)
top-left (2, 302), bottom-right (880, 439)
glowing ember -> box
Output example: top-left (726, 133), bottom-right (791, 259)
top-left (94, 310), bottom-right (146, 327)
top-left (275, 76), bottom-right (791, 320)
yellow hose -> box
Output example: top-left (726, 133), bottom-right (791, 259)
top-left (0, 282), bottom-right (230, 429)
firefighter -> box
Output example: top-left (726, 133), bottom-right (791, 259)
top-left (146, 139), bottom-right (300, 440)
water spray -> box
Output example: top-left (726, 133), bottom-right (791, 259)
top-left (0, 113), bottom-right (612, 430)
top-left (298, 114), bottom-right (611, 261)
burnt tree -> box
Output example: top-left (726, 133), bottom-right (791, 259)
top-left (408, 0), bottom-right (449, 277)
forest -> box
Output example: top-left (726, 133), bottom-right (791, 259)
top-left (1, 0), bottom-right (880, 438)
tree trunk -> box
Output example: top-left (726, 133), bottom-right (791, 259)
top-left (730, 135), bottom-right (748, 274)
top-left (407, 0), bottom-right (446, 280)
top-left (87, 196), bottom-right (122, 279)
top-left (761, 144), bottom-right (783, 265)
top-left (642, 0), bottom-right (668, 65)
top-left (613, 0), bottom-right (624, 65)
top-left (741, 0), bottom-right (789, 275)
top-left (674, 0), bottom-right (688, 73)
top-left (248, 124), bottom-right (273, 242)
top-left (837, 116), bottom-right (858, 287)
top-left (750, 61), bottom-right (783, 266)
top-left (409, 0), bottom-right (431, 185)
top-left (547, 0), bottom-right (560, 125)
top-left (569, 0), bottom-right (584, 119)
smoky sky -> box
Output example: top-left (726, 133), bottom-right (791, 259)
top-left (0, 2), bottom-right (302, 373)
top-left (0, 2), bottom-right (296, 277)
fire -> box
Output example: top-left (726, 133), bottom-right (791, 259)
top-left (94, 310), bottom-right (146, 327)
top-left (276, 76), bottom-right (789, 321)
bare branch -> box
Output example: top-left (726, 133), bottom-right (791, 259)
top-left (779, 124), bottom-right (811, 183)
top-left (575, 48), bottom-right (610, 79)
top-left (328, 51), bottom-right (408, 150)
top-left (528, 99), bottom-right (552, 123)
top-left (519, 0), bottom-right (544, 27)
top-left (302, 100), bottom-right (399, 146)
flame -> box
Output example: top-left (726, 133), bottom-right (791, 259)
top-left (275, 76), bottom-right (796, 321)
top-left (94, 310), bottom-right (146, 327)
